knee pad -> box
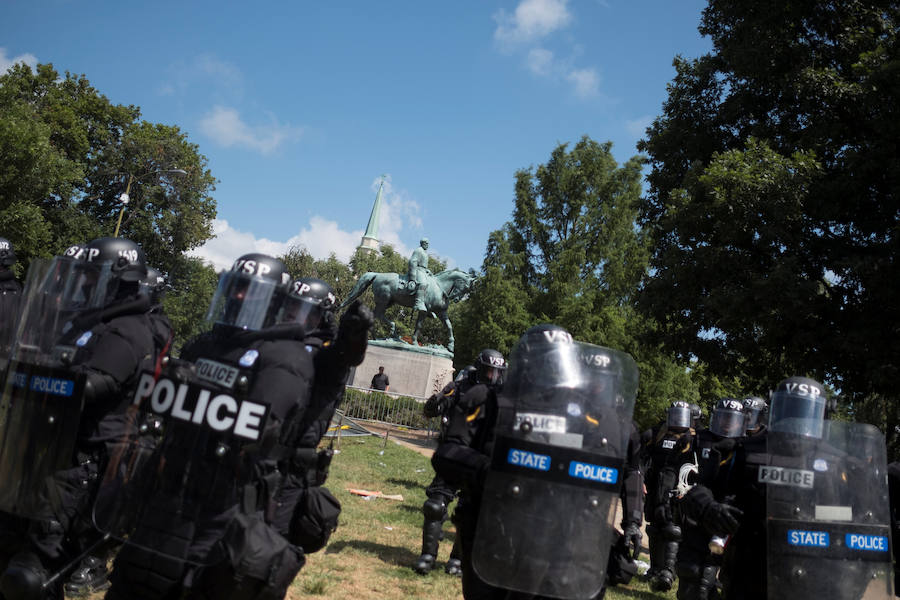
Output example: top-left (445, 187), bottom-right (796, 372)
top-left (422, 497), bottom-right (446, 521)
top-left (662, 523), bottom-right (682, 541)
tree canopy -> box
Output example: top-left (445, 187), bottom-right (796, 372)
top-left (0, 63), bottom-right (217, 277)
top-left (637, 1), bottom-right (899, 447)
top-left (455, 136), bottom-right (704, 427)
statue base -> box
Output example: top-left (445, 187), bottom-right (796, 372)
top-left (349, 341), bottom-right (455, 399)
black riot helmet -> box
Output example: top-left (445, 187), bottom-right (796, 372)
top-left (709, 398), bottom-right (746, 438)
top-left (83, 237), bottom-right (148, 283)
top-left (769, 376), bottom-right (827, 438)
top-left (140, 267), bottom-right (167, 304)
top-left (518, 324), bottom-right (574, 351)
top-left (77, 237), bottom-right (148, 305)
top-left (206, 253), bottom-right (290, 331)
top-left (742, 396), bottom-right (768, 432)
top-left (667, 401), bottom-right (693, 430)
top-left (62, 243), bottom-right (86, 260)
top-left (0, 237), bottom-right (16, 268)
top-left (455, 365), bottom-right (476, 383)
top-left (476, 349), bottom-right (507, 385)
top-left (690, 403), bottom-right (702, 428)
top-left (279, 277), bottom-right (336, 330)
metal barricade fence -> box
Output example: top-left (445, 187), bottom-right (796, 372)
top-left (341, 385), bottom-right (440, 434)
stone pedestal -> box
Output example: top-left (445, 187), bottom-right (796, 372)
top-left (349, 342), bottom-right (454, 399)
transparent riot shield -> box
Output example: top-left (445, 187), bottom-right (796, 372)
top-left (472, 340), bottom-right (638, 599)
top-left (94, 366), bottom-right (271, 565)
top-left (0, 256), bottom-right (115, 516)
top-left (9, 256), bottom-right (116, 366)
top-left (767, 421), bottom-right (894, 599)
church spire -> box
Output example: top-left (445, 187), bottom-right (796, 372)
top-left (358, 175), bottom-right (385, 254)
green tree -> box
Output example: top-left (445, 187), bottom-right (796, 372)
top-left (458, 137), bottom-right (699, 426)
top-left (0, 63), bottom-right (216, 278)
top-left (637, 1), bottom-right (900, 442)
top-left (163, 257), bottom-right (219, 351)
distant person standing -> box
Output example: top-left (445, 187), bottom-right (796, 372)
top-left (371, 366), bottom-right (390, 391)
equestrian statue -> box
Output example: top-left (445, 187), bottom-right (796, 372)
top-left (339, 238), bottom-right (476, 354)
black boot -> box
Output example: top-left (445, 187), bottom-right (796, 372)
top-left (414, 519), bottom-right (443, 575)
top-left (650, 540), bottom-right (679, 592)
top-left (445, 536), bottom-right (462, 576)
top-left (64, 555), bottom-right (110, 596)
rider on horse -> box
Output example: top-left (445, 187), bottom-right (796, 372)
top-left (408, 237), bottom-right (431, 312)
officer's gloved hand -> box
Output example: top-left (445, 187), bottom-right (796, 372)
top-left (336, 301), bottom-right (374, 366)
top-left (318, 310), bottom-right (339, 342)
top-left (622, 521), bottom-right (642, 559)
top-left (703, 501), bottom-right (743, 535)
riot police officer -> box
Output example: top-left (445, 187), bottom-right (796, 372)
top-left (433, 324), bottom-right (639, 599)
top-left (642, 400), bottom-right (697, 591)
top-left (674, 398), bottom-right (746, 600)
top-left (65, 265), bottom-right (175, 596)
top-left (0, 237), bottom-right (169, 600)
top-left (742, 396), bottom-right (768, 436)
top-left (414, 351), bottom-right (505, 576)
top-left (269, 277), bottom-right (373, 557)
top-left (683, 376), bottom-right (894, 599)
top-left (102, 253), bottom-right (304, 598)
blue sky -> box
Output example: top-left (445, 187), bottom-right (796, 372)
top-left (2, 0), bottom-right (711, 272)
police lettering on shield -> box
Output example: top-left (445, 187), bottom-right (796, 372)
top-left (132, 372), bottom-right (267, 440)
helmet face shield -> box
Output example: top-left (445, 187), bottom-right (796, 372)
top-left (478, 364), bottom-right (504, 385)
top-left (667, 405), bottom-right (692, 429)
top-left (278, 297), bottom-right (323, 329)
top-left (710, 408), bottom-right (745, 438)
top-left (769, 378), bottom-right (826, 438)
top-left (207, 271), bottom-right (284, 331)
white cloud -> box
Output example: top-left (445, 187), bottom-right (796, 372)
top-left (0, 48), bottom-right (38, 74)
top-left (199, 105), bottom-right (303, 154)
top-left (494, 0), bottom-right (572, 48)
top-left (526, 48), bottom-right (555, 76)
top-left (625, 115), bottom-right (654, 138)
top-left (565, 67), bottom-right (600, 98)
top-left (492, 2), bottom-right (601, 100)
top-left (158, 53), bottom-right (243, 97)
top-left (190, 176), bottom-right (425, 272)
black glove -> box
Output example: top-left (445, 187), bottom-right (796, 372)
top-left (336, 301), bottom-right (374, 366)
top-left (622, 522), bottom-right (642, 559)
top-left (317, 309), bottom-right (339, 341)
top-left (703, 501), bottom-right (743, 535)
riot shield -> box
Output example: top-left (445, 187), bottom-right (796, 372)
top-left (472, 340), bottom-right (638, 599)
top-left (0, 256), bottom-right (117, 516)
top-left (767, 421), bottom-right (894, 599)
top-left (94, 365), bottom-right (271, 565)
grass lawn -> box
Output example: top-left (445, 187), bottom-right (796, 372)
top-left (285, 435), bottom-right (676, 600)
top-left (78, 434), bottom-right (675, 599)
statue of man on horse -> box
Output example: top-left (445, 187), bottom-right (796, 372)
top-left (339, 240), bottom-right (476, 354)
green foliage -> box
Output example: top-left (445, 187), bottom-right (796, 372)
top-left (454, 137), bottom-right (700, 425)
top-left (0, 62), bottom-right (216, 282)
top-left (163, 257), bottom-right (219, 351)
top-left (638, 2), bottom-right (900, 450)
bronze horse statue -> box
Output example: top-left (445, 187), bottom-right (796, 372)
top-left (340, 268), bottom-right (476, 353)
